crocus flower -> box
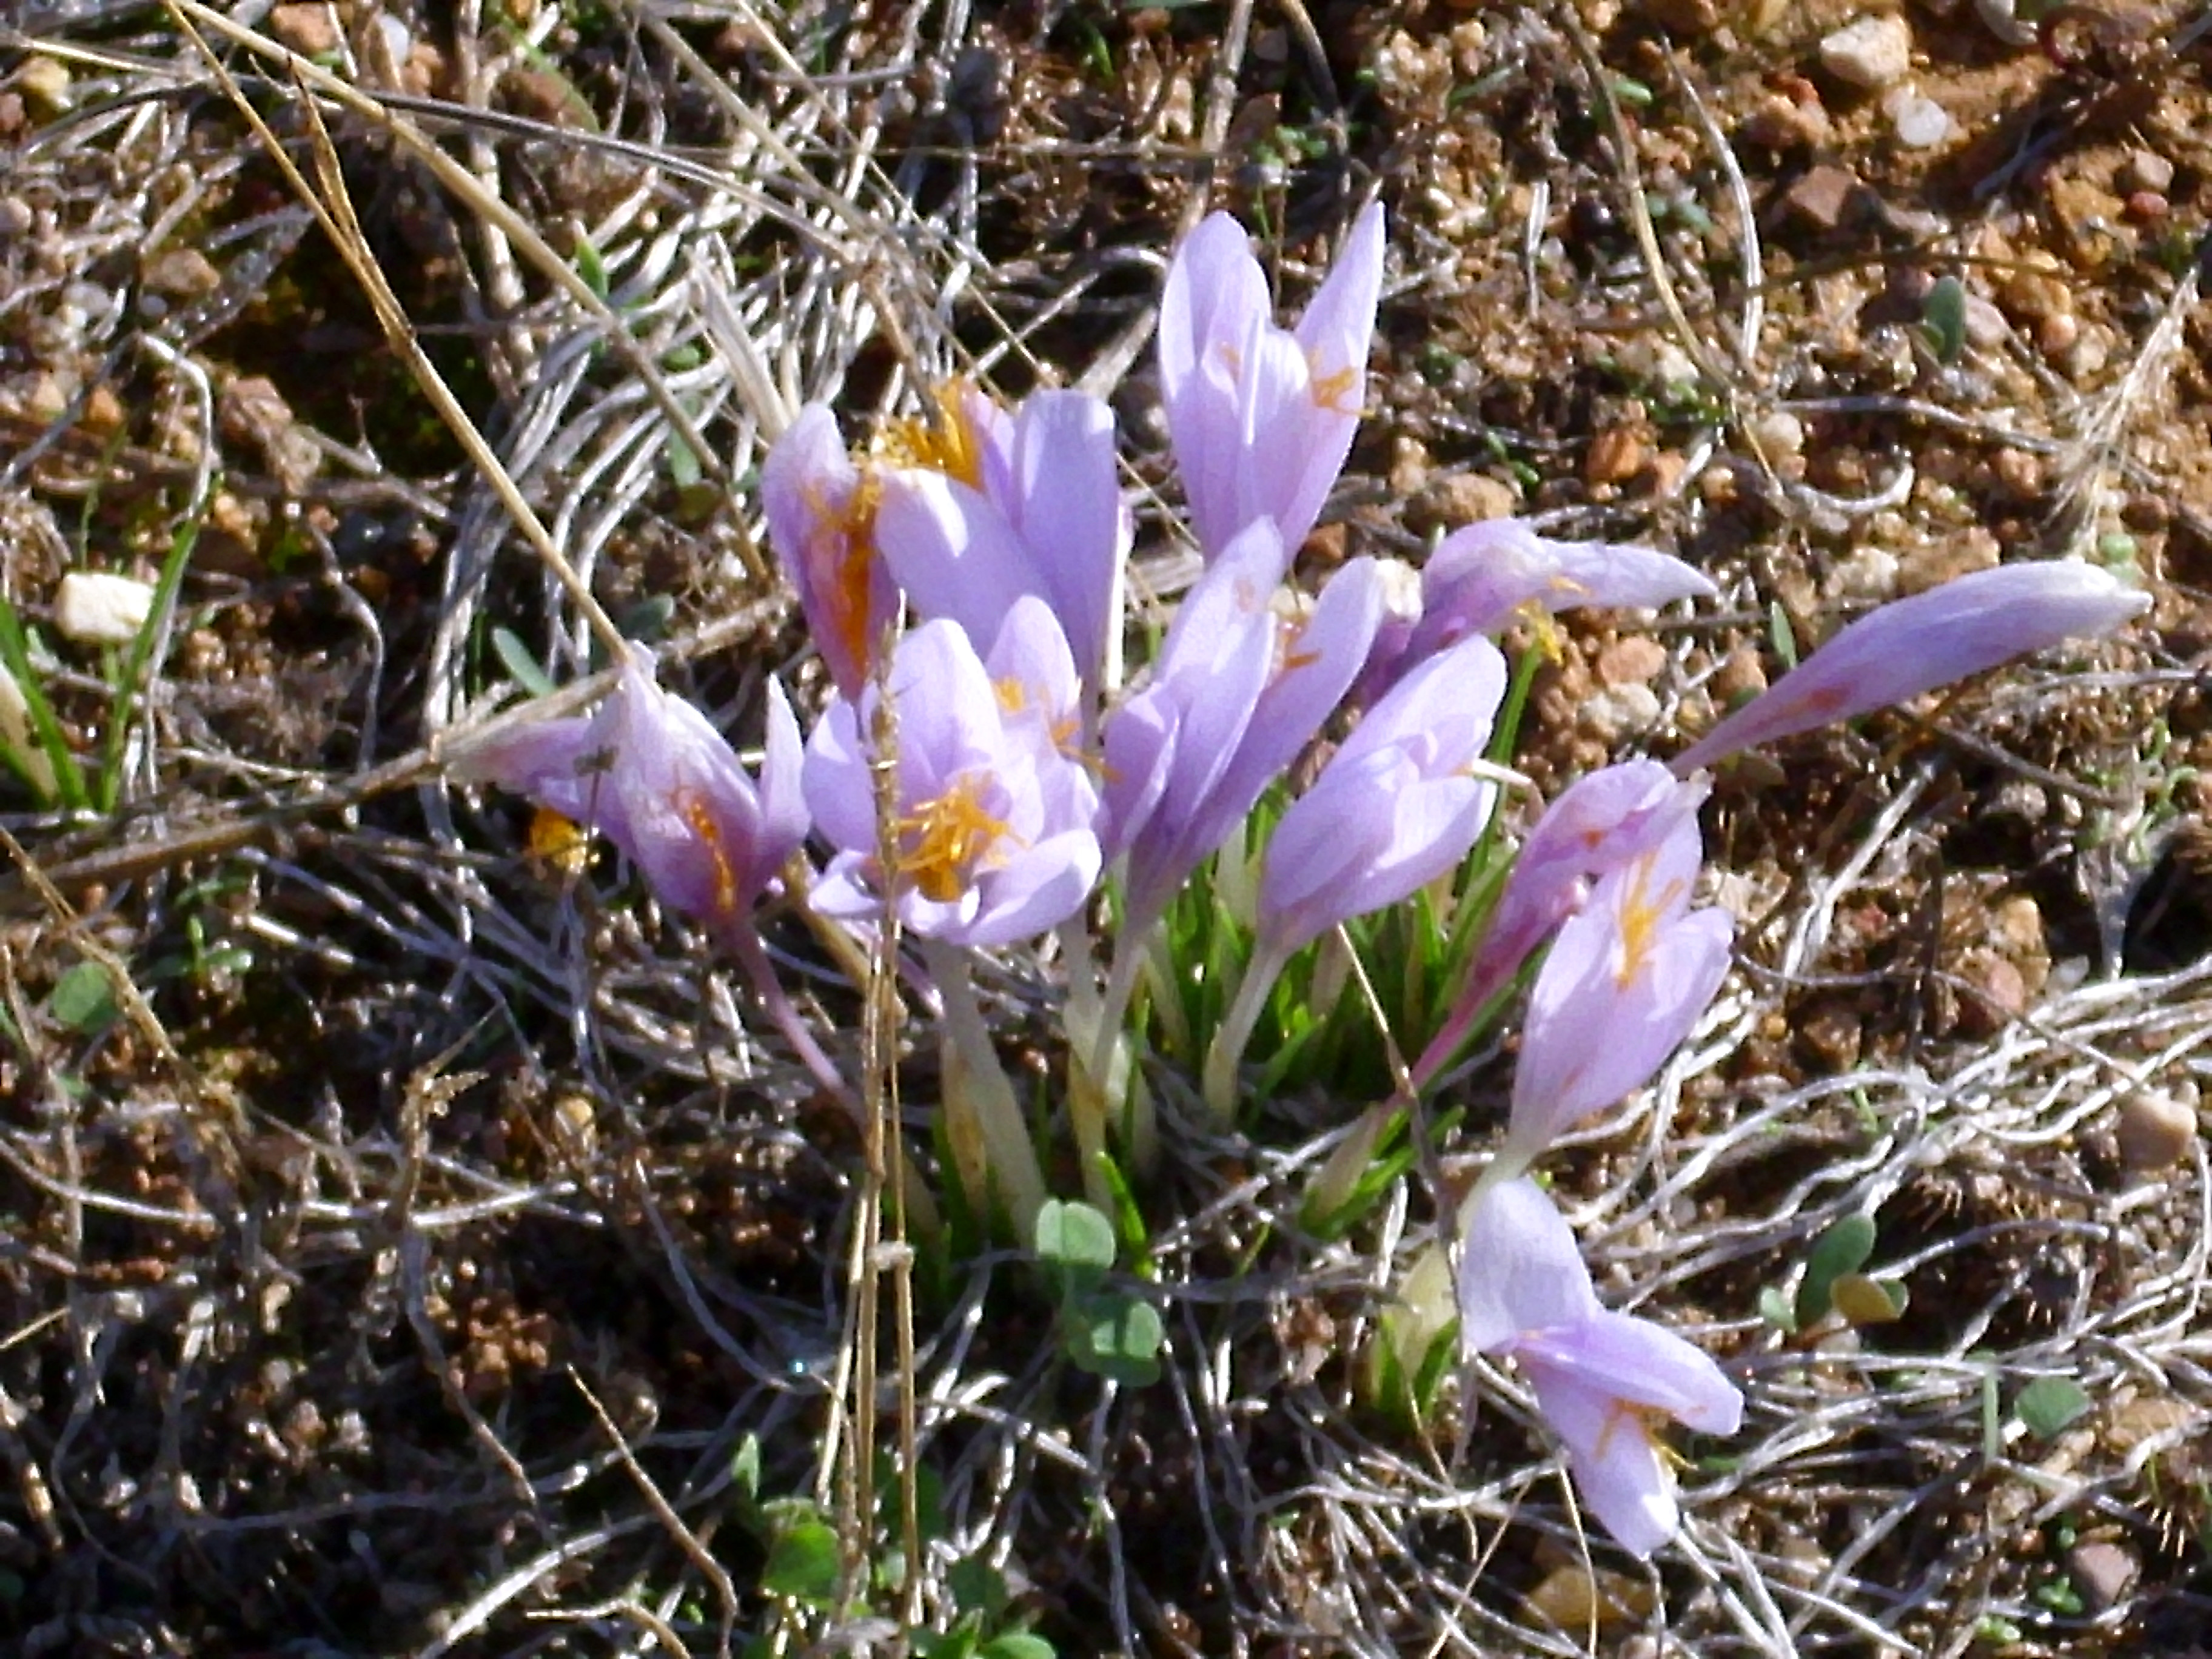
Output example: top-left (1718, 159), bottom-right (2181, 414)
top-left (803, 597), bottom-right (1102, 948)
top-left (1361, 520), bottom-right (1712, 699)
top-left (872, 384), bottom-right (1129, 706)
top-left (1458, 1176), bottom-right (1742, 1557)
top-left (1412, 761), bottom-right (1706, 1088)
top-left (1204, 630), bottom-right (1504, 1119)
top-left (1258, 631), bottom-right (1508, 957)
top-left (1671, 558), bottom-right (2150, 776)
top-left (459, 651), bottom-right (851, 1101)
top-left (1102, 521), bottom-right (1387, 936)
top-left (460, 647), bottom-right (806, 940)
top-left (761, 404), bottom-right (898, 701)
top-left (1158, 202), bottom-right (1385, 568)
top-left (1499, 809), bottom-right (1732, 1175)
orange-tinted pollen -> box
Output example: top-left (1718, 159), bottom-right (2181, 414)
top-left (805, 472), bottom-right (882, 683)
top-left (678, 789), bottom-right (742, 918)
top-left (878, 381), bottom-right (987, 490)
top-left (896, 774), bottom-right (1012, 902)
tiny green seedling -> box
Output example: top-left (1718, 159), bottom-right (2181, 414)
top-left (1033, 1198), bottom-right (1163, 1387)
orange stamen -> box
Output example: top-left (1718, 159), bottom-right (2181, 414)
top-left (677, 789), bottom-right (742, 919)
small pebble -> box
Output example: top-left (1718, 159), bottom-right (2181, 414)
top-left (1778, 163), bottom-right (1860, 233)
top-left (2066, 1540), bottom-right (2139, 1612)
top-left (1820, 15), bottom-right (1913, 90)
top-left (2120, 150), bottom-right (2176, 195)
top-left (1577, 683), bottom-right (1661, 744)
top-left (17, 56), bottom-right (71, 113)
top-left (55, 571), bottom-right (155, 646)
top-left (1883, 86), bottom-right (1951, 149)
top-left (267, 2), bottom-right (341, 56)
top-left (2115, 1088), bottom-right (2196, 1173)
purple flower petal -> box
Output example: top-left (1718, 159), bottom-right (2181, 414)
top-left (1158, 204), bottom-right (1385, 562)
top-left (1505, 815), bottom-right (1733, 1161)
top-left (1672, 559), bottom-right (2150, 775)
top-left (1456, 1176), bottom-right (1601, 1352)
top-left (762, 404), bottom-right (896, 700)
top-left (1258, 633), bottom-right (1505, 954)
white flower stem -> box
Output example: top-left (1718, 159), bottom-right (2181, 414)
top-left (1201, 939), bottom-right (1290, 1129)
top-left (920, 939), bottom-right (1047, 1244)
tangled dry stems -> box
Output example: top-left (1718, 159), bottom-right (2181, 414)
top-left (1, 0), bottom-right (2209, 1653)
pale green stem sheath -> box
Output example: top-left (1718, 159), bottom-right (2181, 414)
top-left (920, 939), bottom-right (1048, 1243)
top-left (1201, 939), bottom-right (1291, 1128)
top-left (1059, 919), bottom-right (1118, 1211)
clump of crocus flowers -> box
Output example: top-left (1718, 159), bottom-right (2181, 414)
top-left (460, 199), bottom-right (2151, 1558)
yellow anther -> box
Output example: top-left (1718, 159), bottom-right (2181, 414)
top-left (1310, 361), bottom-right (1359, 414)
top-left (1592, 1399), bottom-right (1689, 1470)
top-left (1514, 599), bottom-right (1567, 665)
top-left (896, 774), bottom-right (1014, 902)
top-left (876, 381), bottom-right (987, 490)
top-left (1614, 853), bottom-right (1686, 989)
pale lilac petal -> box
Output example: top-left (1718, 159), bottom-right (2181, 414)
top-left (799, 697), bottom-right (876, 853)
top-left (757, 678), bottom-right (808, 870)
top-left (874, 469), bottom-right (1042, 643)
top-left (1469, 762), bottom-right (1702, 995)
top-left (1672, 560), bottom-right (2150, 775)
top-left (1108, 524), bottom-right (1283, 920)
top-left (1159, 213), bottom-right (1272, 399)
top-left (1523, 1363), bottom-right (1680, 1559)
top-left (959, 828), bottom-right (1105, 948)
top-left (1506, 828), bottom-right (1733, 1159)
top-left (1455, 1176), bottom-right (1600, 1352)
top-left (460, 716), bottom-right (609, 832)
top-left (1003, 390), bottom-right (1126, 689)
top-left (1520, 1307), bottom-right (1743, 1433)
top-left (1158, 206), bottom-right (1384, 562)
top-left (1258, 633), bottom-right (1504, 952)
top-left (1199, 556), bottom-right (1388, 851)
top-left (802, 609), bottom-right (1099, 945)
top-left (1409, 520), bottom-right (1714, 664)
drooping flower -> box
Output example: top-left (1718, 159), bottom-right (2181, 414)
top-left (1500, 808), bottom-right (1732, 1174)
top-left (1412, 760), bottom-right (1706, 1088)
top-left (458, 647), bottom-right (807, 940)
top-left (761, 404), bottom-right (898, 701)
top-left (803, 597), bottom-right (1101, 948)
top-left (1102, 521), bottom-right (1387, 935)
top-left (1671, 558), bottom-right (2150, 776)
top-left (1158, 203), bottom-right (1385, 568)
top-left (873, 383), bottom-right (1130, 705)
top-left (1257, 631), bottom-right (1508, 957)
top-left (1458, 1177), bottom-right (1743, 1558)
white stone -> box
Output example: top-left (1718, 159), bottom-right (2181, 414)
top-left (1884, 87), bottom-right (1952, 149)
top-left (55, 571), bottom-right (155, 646)
top-left (1578, 683), bottom-right (1661, 745)
top-left (1820, 15), bottom-right (1913, 90)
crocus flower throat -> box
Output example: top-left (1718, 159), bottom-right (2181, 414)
top-left (897, 771), bottom-right (1016, 903)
